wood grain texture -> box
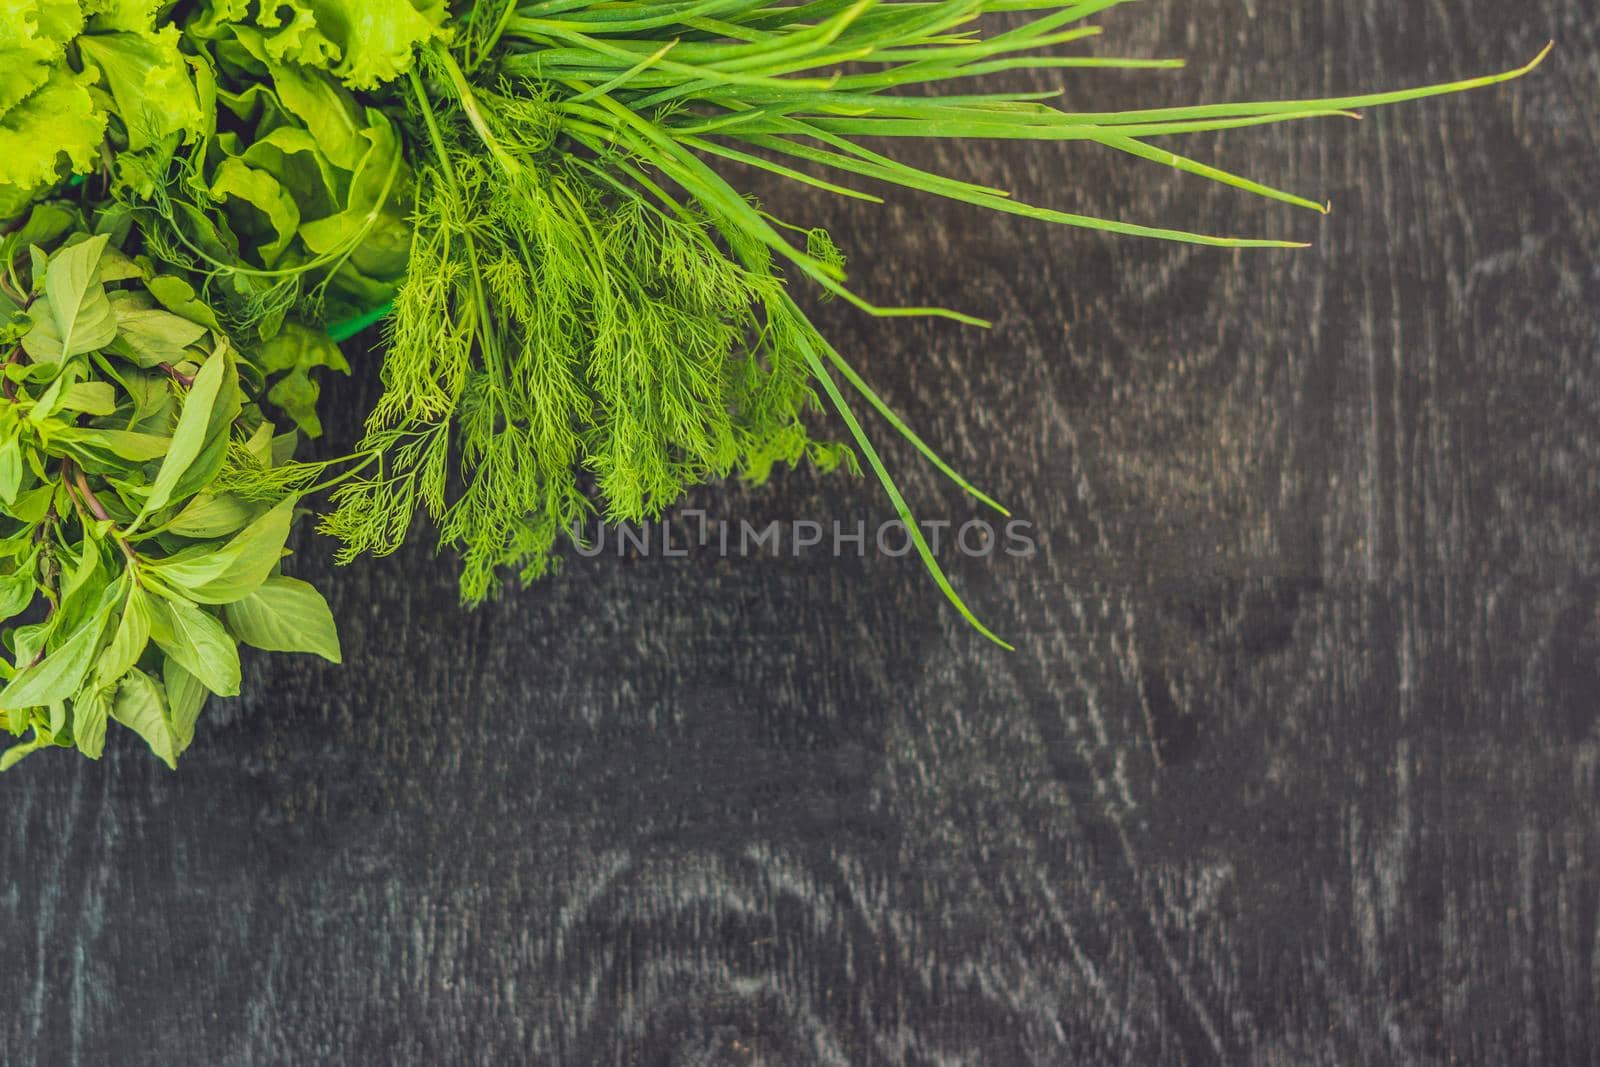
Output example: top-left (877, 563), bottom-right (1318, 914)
top-left (4, 2), bottom-right (1597, 1064)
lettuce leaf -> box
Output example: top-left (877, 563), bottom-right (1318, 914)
top-left (0, 0), bottom-right (83, 112)
top-left (75, 27), bottom-right (203, 151)
top-left (222, 0), bottom-right (450, 90)
top-left (81, 0), bottom-right (163, 33)
top-left (0, 0), bottom-right (206, 214)
top-left (0, 66), bottom-right (106, 200)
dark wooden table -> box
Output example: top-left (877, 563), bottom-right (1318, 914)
top-left (5, 3), bottom-right (1596, 1064)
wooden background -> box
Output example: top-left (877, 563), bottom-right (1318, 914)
top-left (5, 2), bottom-right (1597, 1063)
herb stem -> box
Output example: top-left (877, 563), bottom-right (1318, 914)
top-left (158, 362), bottom-right (195, 388)
top-left (407, 61), bottom-right (511, 398)
top-left (61, 459), bottom-right (139, 571)
top-left (1, 345), bottom-right (20, 400)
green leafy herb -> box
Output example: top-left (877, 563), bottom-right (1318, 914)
top-left (0, 212), bottom-right (344, 772)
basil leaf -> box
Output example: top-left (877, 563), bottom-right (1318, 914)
top-left (0, 567), bottom-right (37, 623)
top-left (0, 603), bottom-right (110, 710)
top-left (144, 275), bottom-right (222, 331)
top-left (60, 381), bottom-right (117, 415)
top-left (133, 345), bottom-right (228, 527)
top-left (223, 576), bottom-right (341, 663)
top-left (166, 493), bottom-right (258, 540)
top-left (110, 668), bottom-right (180, 770)
top-left (148, 594), bottom-right (241, 697)
top-left (74, 684), bottom-right (112, 760)
top-left (0, 734), bottom-right (49, 773)
top-left (8, 205), bottom-right (76, 254)
top-left (7, 484), bottom-right (54, 525)
top-left (22, 234), bottom-right (118, 361)
top-left (166, 360), bottom-right (243, 505)
top-left (151, 498), bottom-right (293, 604)
top-left (162, 657), bottom-right (208, 752)
top-left (111, 304), bottom-right (211, 367)
top-left (58, 428), bottom-right (173, 464)
top-left (97, 247), bottom-right (143, 284)
top-left (122, 370), bottom-right (172, 422)
top-left (0, 437), bottom-right (21, 504)
top-left (97, 585), bottom-right (152, 687)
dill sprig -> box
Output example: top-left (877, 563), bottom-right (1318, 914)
top-left (322, 64), bottom-right (852, 605)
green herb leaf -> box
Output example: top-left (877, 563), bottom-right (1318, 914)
top-left (144, 275), bottom-right (222, 331)
top-left (0, 567), bottom-right (37, 624)
top-left (0, 733), bottom-right (50, 773)
top-left (162, 657), bottom-right (208, 752)
top-left (110, 668), bottom-right (180, 769)
top-left (111, 304), bottom-right (211, 368)
top-left (165, 493), bottom-right (258, 540)
top-left (132, 345), bottom-right (229, 528)
top-left (208, 158), bottom-right (301, 268)
top-left (0, 437), bottom-right (22, 504)
top-left (22, 233), bottom-right (118, 361)
top-left (97, 584), bottom-right (152, 686)
top-left (147, 594), bottom-right (241, 698)
top-left (75, 27), bottom-right (204, 153)
top-left (74, 684), bottom-right (111, 760)
top-left (150, 497), bottom-right (293, 604)
top-left (254, 0), bottom-right (450, 90)
top-left (0, 67), bottom-right (105, 212)
top-left (58, 428), bottom-right (174, 464)
top-left (224, 575), bottom-right (341, 663)
top-left (60, 381), bottom-right (117, 415)
top-left (0, 603), bottom-right (111, 711)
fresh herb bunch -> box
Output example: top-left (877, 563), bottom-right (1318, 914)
top-left (0, 0), bottom-right (1545, 769)
top-left (0, 206), bottom-right (341, 771)
top-left (316, 67), bottom-right (860, 606)
top-left (321, 1), bottom-right (1544, 644)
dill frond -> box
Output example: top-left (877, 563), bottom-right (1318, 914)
top-left (323, 60), bottom-right (843, 606)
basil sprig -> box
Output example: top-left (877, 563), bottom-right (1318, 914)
top-left (0, 207), bottom-right (340, 773)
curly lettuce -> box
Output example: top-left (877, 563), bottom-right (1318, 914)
top-left (121, 17), bottom-right (412, 432)
top-left (195, 0), bottom-right (450, 90)
top-left (0, 0), bottom-right (81, 111)
top-left (0, 0), bottom-right (203, 215)
top-left (0, 68), bottom-right (105, 217)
